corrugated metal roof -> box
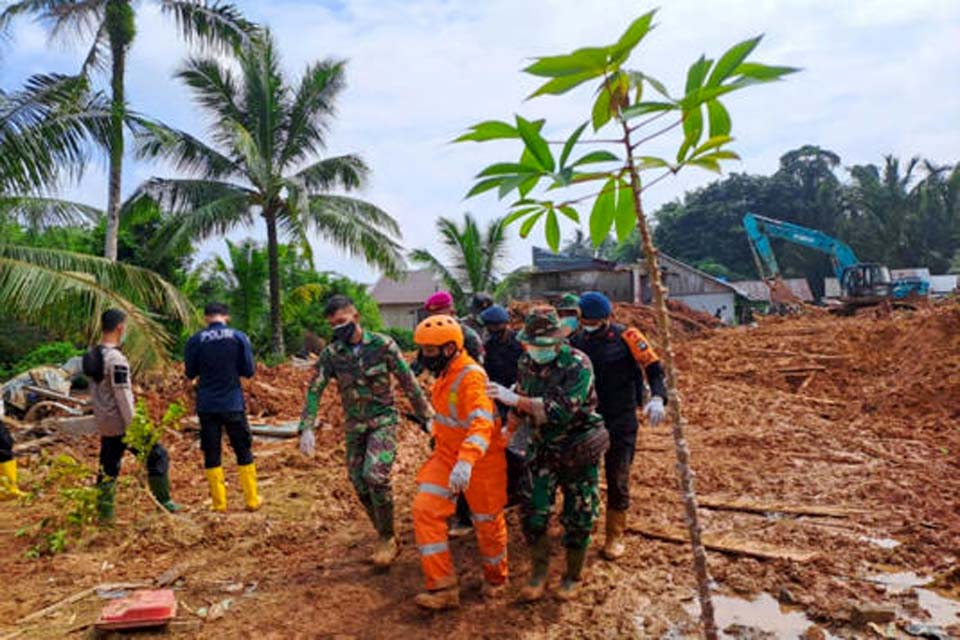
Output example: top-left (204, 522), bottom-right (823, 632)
top-left (370, 269), bottom-right (443, 305)
top-left (531, 247), bottom-right (619, 272)
top-left (732, 278), bottom-right (814, 302)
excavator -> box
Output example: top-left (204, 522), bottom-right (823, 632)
top-left (742, 212), bottom-right (930, 313)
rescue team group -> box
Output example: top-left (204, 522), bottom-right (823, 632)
top-left (0, 290), bottom-right (667, 609)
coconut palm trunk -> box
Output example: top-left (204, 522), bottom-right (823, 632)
top-left (264, 208), bottom-right (284, 355)
top-left (105, 4), bottom-right (131, 261)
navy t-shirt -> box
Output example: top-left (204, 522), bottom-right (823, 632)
top-left (184, 322), bottom-right (255, 413)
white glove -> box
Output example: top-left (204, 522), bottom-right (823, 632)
top-left (299, 428), bottom-right (316, 456)
top-left (643, 396), bottom-right (666, 427)
top-left (448, 460), bottom-right (473, 494)
top-left (486, 382), bottom-right (519, 407)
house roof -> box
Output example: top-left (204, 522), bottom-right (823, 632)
top-left (732, 278), bottom-right (814, 302)
top-left (370, 269), bottom-right (443, 305)
top-left (531, 247), bottom-right (619, 272)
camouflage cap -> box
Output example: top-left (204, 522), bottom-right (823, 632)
top-left (518, 305), bottom-right (570, 345)
top-left (556, 293), bottom-right (581, 312)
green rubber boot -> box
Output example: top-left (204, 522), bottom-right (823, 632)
top-left (555, 546), bottom-right (588, 601)
top-left (147, 474), bottom-right (183, 513)
top-left (519, 535), bottom-right (550, 602)
top-left (97, 478), bottom-right (117, 524)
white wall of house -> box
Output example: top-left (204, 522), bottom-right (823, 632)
top-left (379, 304), bottom-right (419, 330)
top-left (674, 292), bottom-right (736, 323)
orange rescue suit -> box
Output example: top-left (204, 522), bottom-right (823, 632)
top-left (412, 351), bottom-right (508, 590)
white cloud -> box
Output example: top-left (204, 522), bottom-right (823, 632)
top-left (1, 0), bottom-right (958, 283)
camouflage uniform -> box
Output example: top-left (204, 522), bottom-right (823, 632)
top-left (460, 314), bottom-right (487, 344)
top-left (300, 330), bottom-right (431, 538)
top-left (514, 317), bottom-right (604, 551)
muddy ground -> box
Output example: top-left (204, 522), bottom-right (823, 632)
top-left (1, 301), bottom-right (958, 639)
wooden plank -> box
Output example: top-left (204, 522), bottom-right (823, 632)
top-left (628, 524), bottom-right (819, 563)
top-left (16, 582), bottom-right (150, 625)
top-left (698, 497), bottom-right (864, 518)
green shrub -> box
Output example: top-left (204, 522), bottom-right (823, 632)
top-left (0, 340), bottom-right (82, 379)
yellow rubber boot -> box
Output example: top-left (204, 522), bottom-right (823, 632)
top-left (237, 463), bottom-right (262, 511)
top-left (0, 460), bottom-right (26, 499)
top-left (205, 467), bottom-right (227, 512)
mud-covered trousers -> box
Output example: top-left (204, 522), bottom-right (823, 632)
top-left (0, 422), bottom-right (13, 463)
top-left (345, 419), bottom-right (398, 539)
top-left (97, 435), bottom-right (169, 482)
top-left (603, 410), bottom-right (639, 512)
top-left (199, 411), bottom-right (254, 469)
top-left (521, 455), bottom-right (601, 550)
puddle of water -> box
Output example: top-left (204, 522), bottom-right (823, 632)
top-left (684, 593), bottom-right (837, 639)
top-left (868, 571), bottom-right (960, 627)
top-left (860, 535), bottom-right (901, 549)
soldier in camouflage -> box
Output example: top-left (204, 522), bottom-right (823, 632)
top-left (486, 305), bottom-right (605, 603)
top-left (298, 295), bottom-right (433, 568)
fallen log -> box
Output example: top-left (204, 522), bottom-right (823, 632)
top-left (698, 497), bottom-right (864, 518)
top-left (12, 434), bottom-right (58, 453)
top-left (16, 582), bottom-right (150, 625)
top-left (628, 524), bottom-right (819, 563)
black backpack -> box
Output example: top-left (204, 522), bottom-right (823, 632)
top-left (82, 346), bottom-right (105, 383)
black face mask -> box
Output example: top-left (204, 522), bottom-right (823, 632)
top-left (421, 351), bottom-right (454, 375)
top-left (332, 321), bottom-right (357, 344)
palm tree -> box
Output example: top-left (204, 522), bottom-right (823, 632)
top-left (409, 213), bottom-right (508, 308)
top-left (130, 32), bottom-right (404, 356)
top-left (0, 75), bottom-right (195, 371)
top-left (0, 0), bottom-right (256, 261)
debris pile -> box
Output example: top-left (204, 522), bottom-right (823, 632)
top-left (2, 301), bottom-right (959, 638)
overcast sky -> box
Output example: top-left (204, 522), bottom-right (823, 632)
top-left (1, 0), bottom-right (958, 284)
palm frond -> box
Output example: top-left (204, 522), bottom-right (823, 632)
top-left (0, 195), bottom-right (101, 229)
top-left (293, 154), bottom-right (368, 193)
top-left (176, 55), bottom-right (245, 126)
top-left (302, 195), bottom-right (405, 277)
top-left (160, 0), bottom-right (256, 52)
top-left (238, 30), bottom-right (286, 173)
top-left (132, 118), bottom-right (239, 179)
top-left (0, 244), bottom-right (198, 371)
top-left (127, 178), bottom-right (254, 253)
top-left (409, 249), bottom-right (464, 302)
top-left (279, 59), bottom-right (345, 168)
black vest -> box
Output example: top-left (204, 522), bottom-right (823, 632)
top-left (571, 323), bottom-right (639, 417)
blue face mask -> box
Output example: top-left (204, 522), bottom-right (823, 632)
top-left (560, 316), bottom-right (579, 332)
top-left (527, 346), bottom-right (558, 365)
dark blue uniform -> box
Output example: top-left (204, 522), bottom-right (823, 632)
top-left (483, 328), bottom-right (527, 508)
top-left (185, 322), bottom-right (256, 469)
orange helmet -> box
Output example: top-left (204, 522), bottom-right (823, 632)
top-left (414, 315), bottom-right (463, 349)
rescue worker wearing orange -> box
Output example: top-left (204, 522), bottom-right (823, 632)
top-left (411, 315), bottom-right (508, 610)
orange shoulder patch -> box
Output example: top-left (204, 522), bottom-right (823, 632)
top-left (622, 327), bottom-right (659, 367)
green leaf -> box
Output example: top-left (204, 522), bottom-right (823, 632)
top-left (558, 205), bottom-right (580, 223)
top-left (476, 162), bottom-right (540, 178)
top-left (572, 150), bottom-right (620, 166)
top-left (497, 174), bottom-right (530, 199)
top-left (560, 122), bottom-right (588, 168)
top-left (589, 178), bottom-right (617, 246)
top-left (685, 55), bottom-right (712, 94)
top-left (528, 70), bottom-right (603, 99)
top-left (734, 62), bottom-right (800, 80)
top-left (706, 100), bottom-right (731, 137)
top-left (621, 101), bottom-right (676, 119)
top-left (614, 181), bottom-right (636, 241)
top-left (504, 206), bottom-right (540, 225)
top-left (706, 35), bottom-right (763, 88)
top-left (523, 47), bottom-right (608, 78)
top-left (609, 10), bottom-right (657, 64)
top-left (545, 209), bottom-right (561, 252)
top-left (629, 72), bottom-right (672, 100)
top-left (688, 158), bottom-right (722, 173)
top-left (550, 167), bottom-right (575, 189)
top-left (592, 87), bottom-right (613, 131)
top-left (680, 107), bottom-right (704, 160)
top-left (691, 135), bottom-right (733, 158)
top-left (699, 150), bottom-right (741, 161)
top-left (454, 120), bottom-right (517, 142)
top-left (516, 115), bottom-right (555, 172)
top-left (519, 210), bottom-right (545, 238)
top-left (518, 174), bottom-right (541, 198)
top-left (465, 178), bottom-right (504, 198)
top-left (636, 156), bottom-right (671, 170)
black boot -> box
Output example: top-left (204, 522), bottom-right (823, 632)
top-left (519, 535), bottom-right (550, 602)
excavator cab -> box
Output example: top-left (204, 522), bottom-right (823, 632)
top-left (840, 263), bottom-right (892, 302)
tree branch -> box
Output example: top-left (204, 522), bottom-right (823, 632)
top-left (631, 119), bottom-right (682, 150)
top-left (628, 109), bottom-right (671, 133)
